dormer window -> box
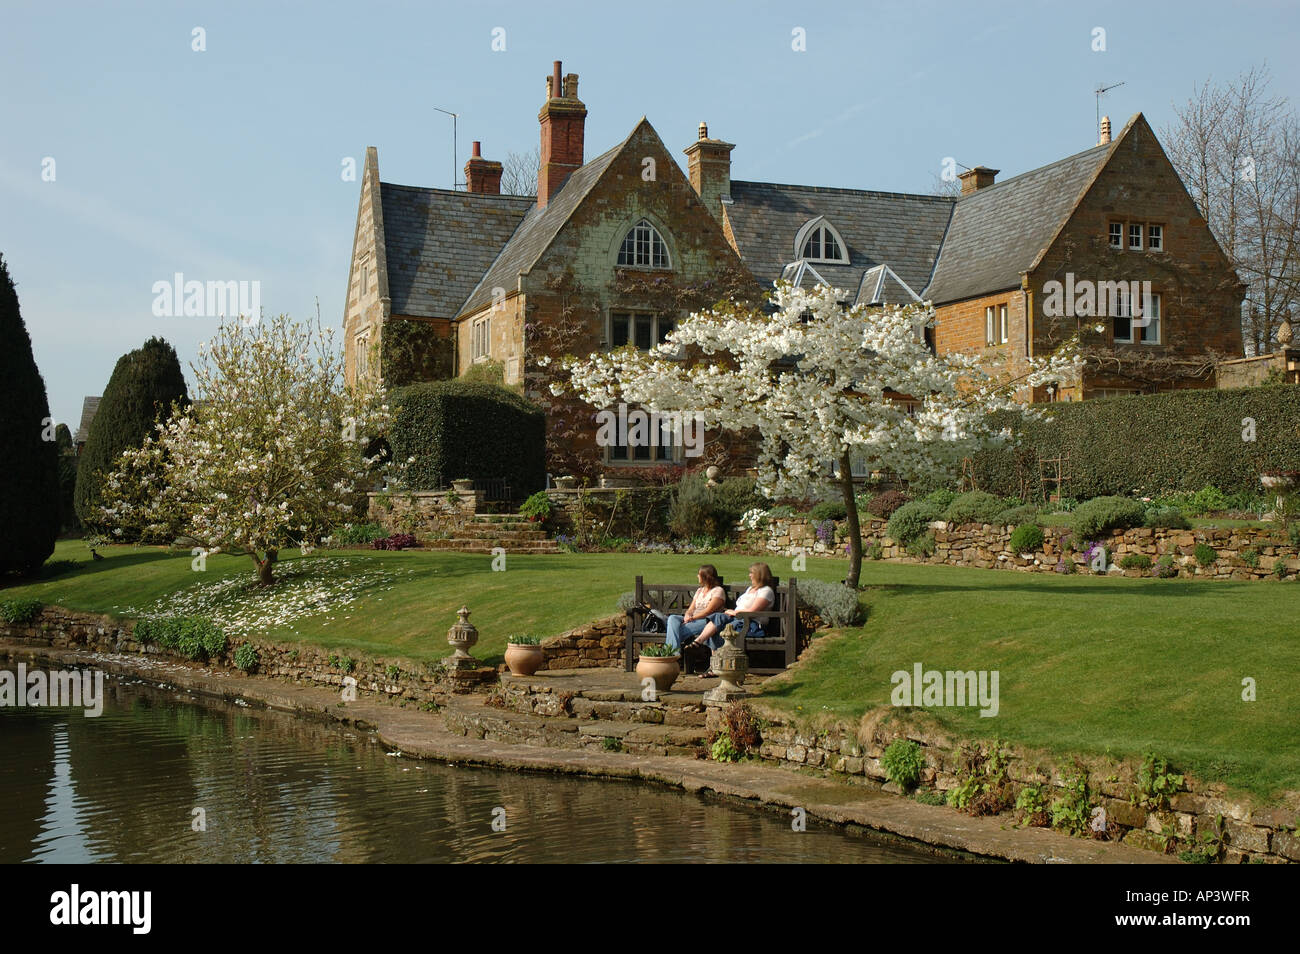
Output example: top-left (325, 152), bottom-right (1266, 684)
top-left (617, 220), bottom-right (670, 268)
top-left (794, 217), bottom-right (849, 264)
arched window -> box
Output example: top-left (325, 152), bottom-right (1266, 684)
top-left (617, 220), bottom-right (670, 268)
top-left (794, 217), bottom-right (849, 264)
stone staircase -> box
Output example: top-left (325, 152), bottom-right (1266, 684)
top-left (440, 669), bottom-right (716, 758)
top-left (422, 513), bottom-right (561, 554)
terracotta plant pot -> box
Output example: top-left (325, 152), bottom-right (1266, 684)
top-left (504, 642), bottom-right (545, 676)
top-left (635, 653), bottom-right (681, 692)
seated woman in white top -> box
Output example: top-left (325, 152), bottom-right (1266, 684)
top-left (664, 564), bottom-right (726, 652)
top-left (690, 562), bottom-right (775, 654)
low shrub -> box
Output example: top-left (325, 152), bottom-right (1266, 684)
top-left (996, 503), bottom-right (1039, 527)
top-left (333, 522), bottom-right (387, 545)
top-left (797, 579), bottom-right (863, 627)
top-left (1071, 496), bottom-right (1146, 539)
top-left (881, 739), bottom-right (925, 791)
top-left (1015, 785), bottom-right (1051, 828)
top-left (0, 598), bottom-right (43, 624)
top-left (1187, 485), bottom-right (1229, 516)
top-left (1009, 523), bottom-right (1044, 554)
top-left (1241, 548), bottom-right (1260, 569)
top-left (906, 532), bottom-right (936, 558)
top-left (1144, 506), bottom-right (1191, 530)
top-left (1195, 542), bottom-right (1217, 568)
top-left (137, 616), bottom-right (225, 660)
top-left (1119, 553), bottom-right (1152, 570)
top-left (518, 490), bottom-right (552, 523)
top-left (863, 489), bottom-right (909, 519)
top-left (233, 643), bottom-right (259, 673)
top-left (1154, 554), bottom-right (1179, 578)
top-left (668, 473), bottom-right (762, 540)
top-left (941, 491), bottom-right (1006, 525)
top-left (922, 489), bottom-right (957, 510)
top-left (1274, 559), bottom-right (1288, 580)
top-left (1050, 762), bottom-right (1093, 836)
top-left (913, 789), bottom-right (946, 806)
top-left (372, 533), bottom-right (417, 551)
top-left (1054, 557), bottom-right (1077, 575)
top-left (887, 500), bottom-right (941, 544)
top-left (809, 500), bottom-right (847, 522)
top-left (867, 542), bottom-right (884, 561)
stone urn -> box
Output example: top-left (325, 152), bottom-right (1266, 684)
top-left (1261, 472), bottom-right (1298, 492)
top-left (444, 605), bottom-right (480, 670)
top-left (451, 479), bottom-right (475, 493)
top-left (554, 475), bottom-right (577, 490)
top-left (703, 621), bottom-right (748, 703)
top-left (636, 652), bottom-right (681, 692)
top-left (706, 465), bottom-right (721, 487)
top-left (504, 640), bottom-right (545, 676)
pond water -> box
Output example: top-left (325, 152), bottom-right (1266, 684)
top-left (0, 668), bottom-right (961, 863)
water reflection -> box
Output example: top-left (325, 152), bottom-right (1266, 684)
top-left (0, 670), bottom-right (958, 864)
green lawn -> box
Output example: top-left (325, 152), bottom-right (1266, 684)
top-left (759, 561), bottom-right (1299, 801)
top-left (7, 540), bottom-right (1297, 800)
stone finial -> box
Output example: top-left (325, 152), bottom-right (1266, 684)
top-left (699, 121), bottom-right (709, 140)
top-left (1099, 115), bottom-right (1112, 145)
top-left (1278, 318), bottom-right (1294, 345)
top-left (445, 605), bottom-right (480, 669)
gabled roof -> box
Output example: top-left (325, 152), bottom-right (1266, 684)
top-left (922, 139), bottom-right (1116, 304)
top-left (458, 128), bottom-right (633, 317)
top-left (74, 395), bottom-right (100, 445)
top-left (379, 185), bottom-right (533, 319)
top-left (855, 263), bottom-right (923, 306)
top-left (725, 181), bottom-right (954, 299)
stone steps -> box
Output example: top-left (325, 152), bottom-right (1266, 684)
top-left (421, 512), bottom-right (561, 553)
top-left (424, 540), bottom-right (562, 554)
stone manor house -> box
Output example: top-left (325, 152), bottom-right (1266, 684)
top-left (343, 60), bottom-right (1244, 474)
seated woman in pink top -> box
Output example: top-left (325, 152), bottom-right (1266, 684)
top-left (689, 562), bottom-right (775, 652)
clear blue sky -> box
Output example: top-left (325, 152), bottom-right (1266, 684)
top-left (2, 0), bottom-right (1297, 430)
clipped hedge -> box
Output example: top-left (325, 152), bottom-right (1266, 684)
top-left (389, 381), bottom-right (545, 496)
top-left (969, 385), bottom-right (1300, 499)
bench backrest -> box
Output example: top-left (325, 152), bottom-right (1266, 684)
top-left (634, 575), bottom-right (795, 638)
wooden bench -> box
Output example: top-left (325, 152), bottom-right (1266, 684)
top-left (623, 574), bottom-right (799, 675)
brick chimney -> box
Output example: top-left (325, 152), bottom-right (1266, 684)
top-left (537, 60), bottom-right (586, 208)
top-left (1098, 115), bottom-right (1113, 146)
top-left (958, 165), bottom-right (999, 196)
top-left (464, 141), bottom-right (503, 194)
top-left (684, 121), bottom-right (735, 223)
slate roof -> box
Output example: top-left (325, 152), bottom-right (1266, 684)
top-left (74, 396), bottom-right (100, 446)
top-left (725, 181), bottom-right (954, 299)
top-left (458, 135), bottom-right (628, 317)
top-left (922, 141), bottom-right (1113, 304)
top-left (379, 185), bottom-right (533, 319)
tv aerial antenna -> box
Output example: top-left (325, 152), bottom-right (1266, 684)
top-left (433, 106), bottom-right (462, 190)
top-left (1095, 81), bottom-right (1125, 134)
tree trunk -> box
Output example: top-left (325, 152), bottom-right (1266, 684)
top-left (839, 451), bottom-right (863, 589)
top-left (254, 549), bottom-right (277, 586)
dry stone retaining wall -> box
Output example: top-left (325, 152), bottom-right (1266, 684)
top-left (743, 516), bottom-right (1300, 579)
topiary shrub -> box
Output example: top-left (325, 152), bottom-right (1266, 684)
top-left (379, 317), bottom-right (454, 387)
top-left (1071, 496), bottom-right (1146, 540)
top-left (388, 381), bottom-right (545, 497)
top-left (941, 491), bottom-right (1005, 525)
top-left (1009, 523), bottom-right (1044, 554)
top-left (797, 579), bottom-right (863, 627)
top-left (0, 255), bottom-right (60, 574)
top-left (809, 500), bottom-right (847, 522)
top-left (1120, 553), bottom-right (1153, 570)
top-left (864, 489), bottom-right (908, 518)
top-left (1195, 542), bottom-right (1217, 568)
top-left (887, 500), bottom-right (941, 544)
top-left (74, 336), bottom-right (189, 531)
top-left (881, 739), bottom-right (925, 791)
top-left (1144, 506), bottom-right (1191, 529)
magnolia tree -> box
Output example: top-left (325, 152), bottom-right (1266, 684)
top-left (560, 283), bottom-right (1083, 587)
top-left (98, 315), bottom-right (389, 585)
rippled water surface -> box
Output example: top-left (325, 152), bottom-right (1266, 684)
top-left (0, 669), bottom-right (958, 863)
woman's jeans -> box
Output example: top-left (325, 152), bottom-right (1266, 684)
top-left (700, 612), bottom-right (764, 650)
top-left (665, 615), bottom-right (709, 652)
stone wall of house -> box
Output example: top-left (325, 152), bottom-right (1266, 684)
top-left (544, 487), bottom-right (673, 540)
top-left (538, 614), bottom-right (626, 670)
top-left (367, 489), bottom-right (482, 537)
top-left (745, 714), bottom-right (1296, 863)
top-left (742, 515), bottom-right (1300, 579)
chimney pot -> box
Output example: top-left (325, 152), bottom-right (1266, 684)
top-left (471, 140), bottom-right (481, 157)
top-left (1099, 115), bottom-right (1112, 145)
top-left (551, 61), bottom-right (562, 99)
top-left (465, 142), bottom-right (502, 194)
top-left (699, 121), bottom-right (709, 140)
